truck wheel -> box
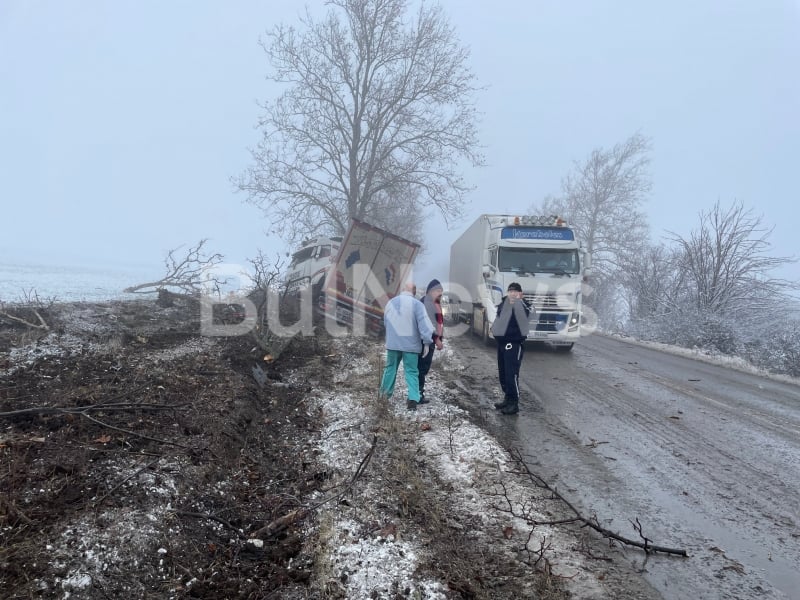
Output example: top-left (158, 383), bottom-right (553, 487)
top-left (312, 281), bottom-right (324, 308)
top-left (482, 316), bottom-right (491, 345)
top-left (470, 308), bottom-right (480, 339)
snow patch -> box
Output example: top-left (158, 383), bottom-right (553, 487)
top-left (309, 336), bottom-right (616, 599)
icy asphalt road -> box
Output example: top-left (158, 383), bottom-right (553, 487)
top-left (449, 332), bottom-right (800, 600)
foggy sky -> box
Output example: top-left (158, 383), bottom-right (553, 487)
top-left (1, 1), bottom-right (797, 285)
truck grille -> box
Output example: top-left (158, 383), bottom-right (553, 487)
top-left (524, 293), bottom-right (577, 311)
top-left (534, 312), bottom-right (569, 332)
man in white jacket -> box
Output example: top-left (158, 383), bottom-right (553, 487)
top-left (379, 282), bottom-right (435, 411)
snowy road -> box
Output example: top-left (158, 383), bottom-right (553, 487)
top-left (449, 332), bottom-right (800, 600)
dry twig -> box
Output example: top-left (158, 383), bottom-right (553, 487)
top-left (80, 413), bottom-right (195, 451)
top-left (93, 457), bottom-right (162, 507)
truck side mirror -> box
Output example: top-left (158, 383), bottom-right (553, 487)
top-left (482, 264), bottom-right (494, 278)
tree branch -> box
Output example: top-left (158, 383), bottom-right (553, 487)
top-left (506, 447), bottom-right (687, 556)
top-left (124, 239), bottom-right (224, 295)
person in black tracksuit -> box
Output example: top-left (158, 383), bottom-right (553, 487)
top-left (490, 282), bottom-right (533, 415)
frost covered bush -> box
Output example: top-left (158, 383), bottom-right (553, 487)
top-left (627, 308), bottom-right (738, 353)
top-left (625, 315), bottom-right (676, 343)
top-left (740, 319), bottom-right (800, 377)
top-left (697, 315), bottom-right (740, 355)
top-left (624, 311), bottom-right (800, 378)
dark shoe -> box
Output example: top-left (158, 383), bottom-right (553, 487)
top-left (406, 400), bottom-right (418, 411)
top-left (418, 396), bottom-right (430, 405)
top-left (494, 395), bottom-right (511, 410)
top-left (500, 401), bottom-right (519, 415)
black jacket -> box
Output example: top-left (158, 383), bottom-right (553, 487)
top-left (490, 296), bottom-right (532, 343)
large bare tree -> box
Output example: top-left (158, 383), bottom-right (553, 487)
top-left (530, 133), bottom-right (652, 327)
top-left (556, 132), bottom-right (652, 280)
top-left (239, 0), bottom-right (483, 244)
top-left (669, 200), bottom-right (797, 319)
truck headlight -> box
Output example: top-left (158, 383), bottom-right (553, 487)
top-left (568, 312), bottom-right (580, 330)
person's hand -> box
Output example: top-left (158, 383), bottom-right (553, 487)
top-left (435, 338), bottom-right (444, 351)
top-left (421, 344), bottom-right (430, 358)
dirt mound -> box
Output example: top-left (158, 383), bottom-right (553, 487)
top-left (1, 298), bottom-right (323, 598)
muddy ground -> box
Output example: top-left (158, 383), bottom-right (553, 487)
top-left (0, 297), bottom-right (658, 599)
top-left (1, 297), bottom-right (330, 598)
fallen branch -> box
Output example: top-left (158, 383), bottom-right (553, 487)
top-left (251, 508), bottom-right (310, 539)
top-left (0, 401), bottom-right (190, 419)
top-left (124, 239), bottom-right (224, 295)
top-left (506, 447), bottom-right (687, 556)
top-left (80, 413), bottom-right (195, 451)
top-left (250, 434), bottom-right (378, 539)
top-left (0, 307), bottom-right (49, 331)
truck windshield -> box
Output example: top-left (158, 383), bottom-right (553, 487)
top-left (289, 247), bottom-right (314, 269)
top-left (498, 248), bottom-right (579, 275)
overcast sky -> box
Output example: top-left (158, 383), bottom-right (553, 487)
top-left (1, 1), bottom-right (797, 284)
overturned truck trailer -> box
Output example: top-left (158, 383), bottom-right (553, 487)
top-left (319, 219), bottom-right (419, 335)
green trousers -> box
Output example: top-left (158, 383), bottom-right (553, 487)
top-left (379, 349), bottom-right (421, 401)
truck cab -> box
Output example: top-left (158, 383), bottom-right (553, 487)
top-left (284, 236), bottom-right (342, 296)
top-left (450, 214), bottom-right (591, 352)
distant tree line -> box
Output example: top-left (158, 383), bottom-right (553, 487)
top-left (532, 133), bottom-right (799, 377)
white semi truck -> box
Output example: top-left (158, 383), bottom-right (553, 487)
top-left (283, 219), bottom-right (419, 335)
top-left (284, 235), bottom-right (343, 297)
top-left (449, 214), bottom-right (591, 351)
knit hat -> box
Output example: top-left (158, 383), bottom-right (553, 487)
top-left (426, 278), bottom-right (443, 294)
top-left (507, 282), bottom-right (522, 292)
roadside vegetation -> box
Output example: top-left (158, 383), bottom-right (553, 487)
top-left (531, 135), bottom-right (799, 378)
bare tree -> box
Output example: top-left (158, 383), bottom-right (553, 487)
top-left (239, 0), bottom-right (483, 244)
top-left (621, 243), bottom-right (684, 319)
top-left (558, 132), bottom-right (652, 280)
top-left (247, 250), bottom-right (291, 354)
top-left (530, 133), bottom-right (652, 328)
top-left (669, 200), bottom-right (797, 319)
top-left (124, 240), bottom-right (225, 297)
